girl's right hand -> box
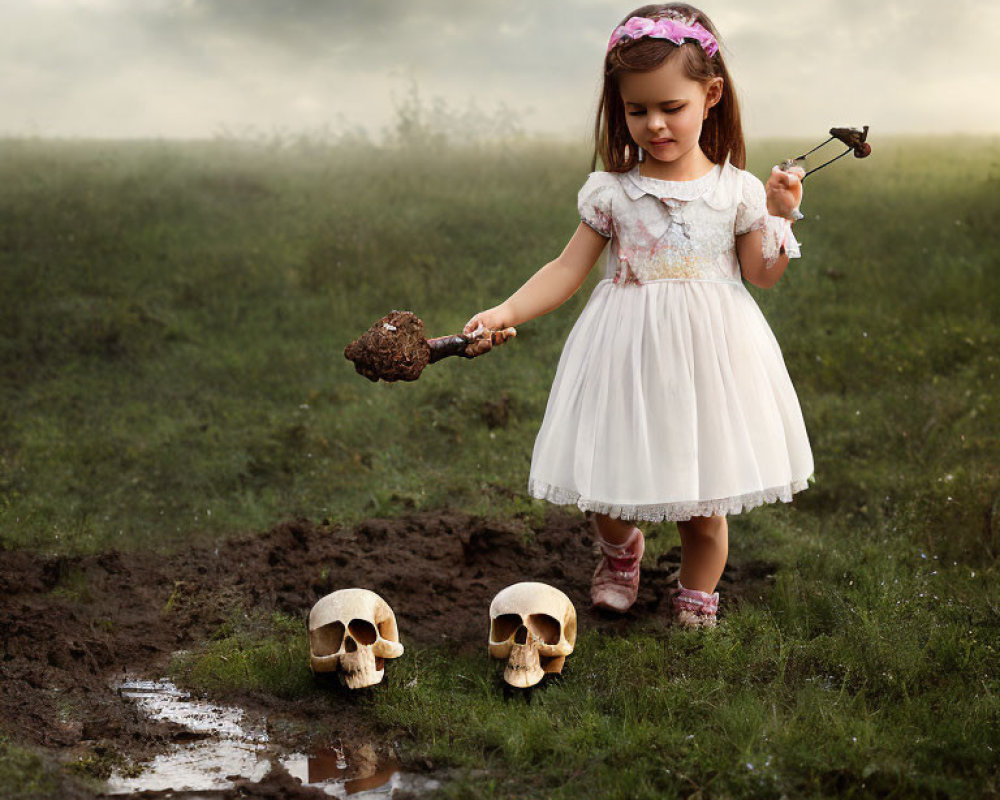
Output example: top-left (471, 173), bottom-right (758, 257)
top-left (463, 305), bottom-right (511, 337)
top-left (462, 305), bottom-right (516, 357)
top-left (463, 326), bottom-right (517, 357)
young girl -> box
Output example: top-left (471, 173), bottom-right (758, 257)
top-left (465, 3), bottom-right (812, 628)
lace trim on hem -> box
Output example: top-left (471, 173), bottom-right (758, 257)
top-left (526, 478), bottom-right (810, 522)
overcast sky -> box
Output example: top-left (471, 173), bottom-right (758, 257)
top-left (2, 0), bottom-right (999, 142)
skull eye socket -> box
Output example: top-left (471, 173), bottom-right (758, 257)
top-left (348, 619), bottom-right (378, 646)
top-left (491, 613), bottom-right (523, 643)
top-left (527, 614), bottom-right (562, 646)
top-left (311, 621), bottom-right (345, 656)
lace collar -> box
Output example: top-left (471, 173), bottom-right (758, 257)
top-left (621, 159), bottom-right (730, 203)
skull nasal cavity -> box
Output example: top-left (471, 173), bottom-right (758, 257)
top-left (515, 626), bottom-right (528, 645)
top-left (348, 619), bottom-right (378, 646)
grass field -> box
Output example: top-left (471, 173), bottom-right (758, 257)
top-left (1, 134), bottom-right (998, 798)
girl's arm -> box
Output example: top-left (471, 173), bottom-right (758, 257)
top-left (737, 167), bottom-right (803, 289)
top-left (463, 223), bottom-right (608, 334)
top-left (737, 228), bottom-right (791, 289)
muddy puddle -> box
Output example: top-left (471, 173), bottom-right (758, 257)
top-left (106, 678), bottom-right (439, 797)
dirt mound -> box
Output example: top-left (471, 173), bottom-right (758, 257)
top-left (0, 509), bottom-right (773, 797)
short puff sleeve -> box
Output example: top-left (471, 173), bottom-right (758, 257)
top-left (734, 171), bottom-right (768, 236)
top-left (578, 172), bottom-right (616, 238)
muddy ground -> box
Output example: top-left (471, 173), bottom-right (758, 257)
top-left (1, 510), bottom-right (775, 798)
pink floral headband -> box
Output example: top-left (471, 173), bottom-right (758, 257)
top-left (606, 15), bottom-right (719, 57)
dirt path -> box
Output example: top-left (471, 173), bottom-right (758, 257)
top-left (0, 509), bottom-right (774, 797)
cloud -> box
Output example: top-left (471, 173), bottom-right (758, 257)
top-left (0, 0), bottom-right (997, 140)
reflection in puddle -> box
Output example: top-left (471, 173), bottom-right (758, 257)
top-left (282, 749), bottom-right (417, 796)
top-left (107, 678), bottom-right (439, 797)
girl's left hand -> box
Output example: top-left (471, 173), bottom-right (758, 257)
top-left (765, 165), bottom-right (805, 220)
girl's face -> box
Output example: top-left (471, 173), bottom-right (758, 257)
top-left (619, 53), bottom-right (722, 175)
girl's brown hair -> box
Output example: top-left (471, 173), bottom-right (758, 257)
top-left (592, 3), bottom-right (745, 172)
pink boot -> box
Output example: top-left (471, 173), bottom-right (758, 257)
top-left (670, 580), bottom-right (719, 628)
top-left (591, 525), bottom-right (644, 612)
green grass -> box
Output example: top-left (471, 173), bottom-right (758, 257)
top-left (1, 134), bottom-right (998, 797)
top-left (170, 611), bottom-right (315, 700)
top-left (171, 554), bottom-right (998, 798)
top-left (1, 137), bottom-right (997, 558)
top-left (0, 735), bottom-right (83, 800)
top-left (0, 136), bottom-right (595, 552)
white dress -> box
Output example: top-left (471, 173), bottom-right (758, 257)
top-left (527, 161), bottom-right (813, 522)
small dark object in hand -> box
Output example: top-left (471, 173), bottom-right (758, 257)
top-left (829, 126), bottom-right (871, 158)
top-left (781, 125), bottom-right (871, 180)
top-left (344, 311), bottom-right (516, 383)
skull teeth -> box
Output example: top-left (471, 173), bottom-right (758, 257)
top-left (336, 641), bottom-right (384, 689)
top-left (341, 667), bottom-right (385, 689)
top-left (503, 643), bottom-right (545, 688)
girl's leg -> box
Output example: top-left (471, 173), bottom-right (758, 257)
top-left (672, 515), bottom-right (727, 628)
top-left (592, 513), bottom-right (636, 545)
top-left (676, 514), bottom-right (728, 593)
top-left (590, 513), bottom-right (644, 612)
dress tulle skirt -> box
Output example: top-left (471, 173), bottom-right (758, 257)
top-left (527, 279), bottom-right (813, 522)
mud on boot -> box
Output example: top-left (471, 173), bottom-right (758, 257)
top-left (670, 580), bottom-right (719, 628)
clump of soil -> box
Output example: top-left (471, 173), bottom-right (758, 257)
top-left (0, 509), bottom-right (774, 798)
top-left (344, 310), bottom-right (430, 382)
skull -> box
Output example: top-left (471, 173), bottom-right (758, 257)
top-left (308, 588), bottom-right (404, 688)
top-left (488, 582), bottom-right (577, 688)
